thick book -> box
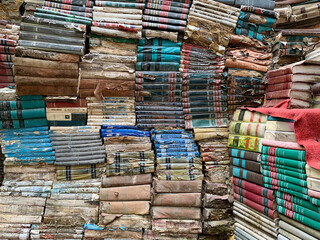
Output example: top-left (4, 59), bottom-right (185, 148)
top-left (229, 121), bottom-right (266, 138)
top-left (266, 89), bottom-right (311, 101)
top-left (0, 108), bottom-right (46, 120)
top-left (0, 100), bottom-right (45, 110)
top-left (260, 154), bottom-right (305, 169)
top-left (234, 186), bottom-right (276, 209)
top-left (307, 177), bottom-right (320, 192)
top-left (262, 169), bottom-right (307, 187)
top-left (235, 0), bottom-right (275, 10)
top-left (231, 157), bottom-right (261, 173)
top-left (233, 177), bottom-right (274, 200)
top-left (228, 134), bottom-right (262, 152)
top-left (234, 193), bottom-right (277, 218)
top-left (267, 61), bottom-right (320, 78)
top-left (232, 166), bottom-right (263, 185)
top-left (261, 146), bottom-right (305, 161)
top-left (0, 118), bottom-right (48, 129)
top-left (305, 164), bottom-right (320, 179)
top-left (262, 165), bottom-right (306, 179)
top-left (229, 148), bottom-right (261, 161)
top-left (264, 130), bottom-right (296, 143)
top-left (266, 121), bottom-right (294, 132)
top-left (232, 109), bottom-right (267, 123)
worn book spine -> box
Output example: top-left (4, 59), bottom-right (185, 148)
top-left (142, 22), bottom-right (185, 32)
top-left (143, 15), bottom-right (186, 26)
top-left (144, 9), bottom-right (188, 19)
top-left (43, 1), bottom-right (93, 12)
top-left (229, 121), bottom-right (266, 138)
top-left (41, 7), bottom-right (93, 18)
top-left (232, 109), bottom-right (267, 123)
top-left (0, 100), bottom-right (45, 110)
top-left (233, 177), bottom-right (273, 199)
top-left (0, 118), bottom-right (48, 129)
top-left (95, 1), bottom-right (145, 8)
top-left (47, 0), bottom-right (94, 7)
top-left (0, 46), bottom-right (15, 54)
top-left (145, 3), bottom-right (189, 13)
top-left (228, 134), bottom-right (262, 152)
top-left (0, 108), bottom-right (46, 120)
top-left (267, 68), bottom-right (292, 79)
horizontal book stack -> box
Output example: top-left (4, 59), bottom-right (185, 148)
top-left (261, 115), bottom-right (320, 239)
top-left (180, 44), bottom-right (228, 129)
top-left (142, 0), bottom-right (190, 42)
top-left (42, 0), bottom-right (94, 18)
top-left (0, 21), bottom-right (19, 89)
top-left (49, 126), bottom-right (105, 180)
top-left (194, 128), bottom-right (234, 239)
top-left (215, 0), bottom-right (275, 10)
top-left (98, 175), bottom-right (151, 238)
top-left (148, 179), bottom-right (202, 239)
top-left (228, 109), bottom-right (279, 239)
top-left (84, 224), bottom-right (143, 239)
top-left (266, 60), bottom-right (320, 108)
top-left (86, 97), bottom-right (136, 126)
top-left (235, 6), bottom-right (278, 44)
top-left (102, 125), bottom-right (154, 176)
top-left (0, 223), bottom-right (31, 239)
top-left (185, 0), bottom-right (239, 54)
top-left (42, 179), bottom-right (100, 234)
top-left (312, 82), bottom-right (320, 108)
top-left (14, 47), bottom-right (80, 96)
top-left (46, 98), bottom-right (88, 126)
top-left (150, 129), bottom-right (203, 238)
top-left (0, 126), bottom-right (56, 182)
top-left (135, 38), bottom-right (184, 129)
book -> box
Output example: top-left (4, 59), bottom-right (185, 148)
top-left (266, 121), bottom-right (294, 132)
top-left (46, 108), bottom-right (87, 113)
top-left (264, 130), bottom-right (296, 142)
top-left (231, 157), bottom-right (261, 173)
top-left (267, 82), bottom-right (312, 92)
top-left (262, 169), bottom-right (307, 187)
top-left (266, 89), bottom-right (311, 101)
top-left (228, 148), bottom-right (261, 161)
top-left (233, 177), bottom-right (274, 199)
top-left (260, 154), bottom-right (305, 169)
top-left (306, 164), bottom-right (320, 179)
top-left (232, 166), bottom-right (263, 185)
top-left (229, 121), bottom-right (266, 138)
top-left (261, 146), bottom-right (305, 161)
top-left (307, 177), bottom-right (320, 192)
top-left (267, 61), bottom-right (320, 78)
top-left (228, 134), bottom-right (262, 152)
top-left (232, 109), bottom-right (267, 123)
top-left (268, 74), bottom-right (320, 85)
top-left (0, 108), bottom-right (46, 120)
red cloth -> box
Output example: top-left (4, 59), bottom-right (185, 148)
top-left (246, 101), bottom-right (320, 170)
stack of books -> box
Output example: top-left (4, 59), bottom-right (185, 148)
top-left (42, 0), bottom-right (94, 18)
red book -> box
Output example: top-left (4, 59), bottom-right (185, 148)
top-left (267, 67), bottom-right (292, 78)
top-left (46, 99), bottom-right (87, 108)
top-left (234, 193), bottom-right (278, 218)
top-left (268, 74), bottom-right (292, 84)
top-left (0, 75), bottom-right (14, 82)
top-left (0, 83), bottom-right (14, 88)
top-left (0, 68), bottom-right (13, 76)
top-left (267, 82), bottom-right (292, 92)
top-left (234, 185), bottom-right (276, 209)
top-left (233, 177), bottom-right (274, 200)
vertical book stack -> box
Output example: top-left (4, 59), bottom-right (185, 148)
top-left (180, 44), bottom-right (229, 129)
top-left (49, 126), bottom-right (105, 181)
top-left (194, 128), bottom-right (234, 239)
top-left (150, 129), bottom-right (203, 239)
top-left (262, 115), bottom-right (320, 239)
top-left (228, 109), bottom-right (279, 239)
top-left (135, 38), bottom-right (184, 129)
top-left (0, 21), bottom-right (19, 89)
top-left (86, 97), bottom-right (136, 126)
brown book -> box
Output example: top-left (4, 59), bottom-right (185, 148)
top-left (16, 85), bottom-right (78, 96)
top-left (267, 82), bottom-right (312, 92)
top-left (267, 61), bottom-right (320, 78)
top-left (266, 89), bottom-right (311, 101)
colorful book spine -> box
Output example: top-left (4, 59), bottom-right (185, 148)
top-left (137, 53), bottom-right (181, 62)
top-left (231, 157), bottom-right (261, 173)
top-left (0, 46), bottom-right (15, 54)
top-left (48, 0), bottom-right (94, 7)
top-left (232, 167), bottom-right (263, 185)
top-left (143, 16), bottom-right (186, 26)
top-left (262, 170), bottom-right (307, 187)
top-left (0, 54), bottom-right (13, 62)
top-left (229, 121), bottom-right (266, 138)
top-left (233, 177), bottom-right (274, 199)
top-left (146, 3), bottom-right (189, 13)
top-left (0, 109), bottom-right (46, 120)
top-left (142, 22), bottom-right (185, 32)
top-left (95, 1), bottom-right (145, 8)
top-left (261, 146), bottom-right (305, 161)
top-left (228, 134), bottom-right (262, 152)
top-left (144, 9), bottom-right (188, 19)
top-left (263, 177), bottom-right (308, 195)
top-left (0, 118), bottom-right (48, 129)
top-left (229, 148), bottom-right (261, 161)
top-left (137, 46), bottom-right (181, 54)
top-left (43, 1), bottom-right (93, 12)
top-left (41, 7), bottom-right (93, 18)
top-left (0, 101), bottom-right (45, 110)
top-left (262, 165), bottom-right (306, 179)
top-left (260, 154), bottom-right (306, 169)
top-left (136, 62), bottom-right (179, 71)
top-left (233, 109), bottom-right (267, 123)
top-left (139, 38), bottom-right (182, 47)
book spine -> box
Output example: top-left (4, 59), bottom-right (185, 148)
top-left (266, 89), bottom-right (290, 99)
top-left (262, 170), bottom-right (307, 187)
top-left (234, 185), bottom-right (275, 209)
top-left (277, 199), bottom-right (319, 221)
top-left (45, 99), bottom-right (87, 108)
top-left (144, 9), bottom-right (188, 19)
top-left (148, 0), bottom-right (190, 8)
top-left (183, 107), bottom-right (228, 113)
top-left (261, 146), bottom-right (305, 161)
top-left (0, 46), bottom-right (15, 54)
top-left (229, 122), bottom-right (266, 138)
top-left (95, 1), bottom-right (145, 8)
top-left (137, 46), bottom-right (181, 55)
top-left (267, 69), bottom-right (292, 79)
top-left (261, 161), bottom-right (305, 173)
top-left (43, 1), bottom-right (93, 12)
top-left (0, 54), bottom-right (13, 62)
top-left (142, 21), bottom-right (185, 32)
top-left (233, 177), bottom-right (274, 199)
top-left (50, 0), bottom-right (94, 7)
top-left (267, 82), bottom-right (292, 92)
top-left (232, 166), bottom-right (263, 185)
top-left (146, 3), bottom-right (189, 13)
top-left (139, 38), bottom-right (182, 47)
top-left (262, 165), bottom-right (306, 179)
top-left (136, 62), bottom-right (180, 71)
top-left (0, 68), bottom-right (13, 76)
top-left (41, 7), bottom-right (92, 18)
top-left (137, 53), bottom-right (181, 62)
top-left (0, 118), bottom-right (48, 129)
top-left (228, 148), bottom-right (260, 161)
top-left (0, 109), bottom-right (46, 120)
top-left (260, 154), bottom-right (306, 169)
top-left (143, 15), bottom-right (186, 26)
top-left (228, 135), bottom-right (262, 152)
top-left (232, 157), bottom-right (261, 173)
top-left (234, 193), bottom-right (276, 218)
top-left (263, 177), bottom-right (308, 195)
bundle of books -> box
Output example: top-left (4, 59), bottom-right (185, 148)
top-left (102, 125), bottom-right (154, 176)
top-left (45, 98), bottom-right (87, 126)
top-left (42, 179), bottom-right (100, 231)
top-left (0, 223), bottom-right (31, 239)
top-left (216, 0), bottom-right (275, 10)
top-left (194, 128), bottom-right (234, 238)
top-left (42, 0), bottom-right (94, 18)
top-left (30, 224), bottom-right (84, 239)
top-left (262, 115), bottom-right (320, 239)
top-left (0, 21), bottom-right (19, 89)
top-left (150, 129), bottom-right (203, 238)
top-left (148, 179), bottom-right (202, 240)
top-left (84, 224), bottom-right (143, 239)
top-left (98, 175), bottom-right (151, 238)
top-left (266, 60), bottom-right (320, 108)
top-left (135, 38), bottom-right (184, 129)
top-left (142, 0), bottom-right (190, 41)
top-left (0, 126), bottom-right (56, 182)
top-left (14, 47), bottom-right (80, 96)
top-left (235, 6), bottom-right (278, 44)
top-left (185, 0), bottom-right (239, 54)
top-left (86, 97), bottom-right (136, 126)
top-left (180, 44), bottom-right (228, 129)
top-left (228, 109), bottom-right (279, 239)
top-left (49, 126), bottom-right (105, 180)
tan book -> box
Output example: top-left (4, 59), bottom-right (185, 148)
top-left (46, 108), bottom-right (87, 113)
top-left (307, 177), bottom-right (320, 191)
top-left (264, 130), bottom-right (296, 143)
top-left (266, 121), bottom-right (294, 132)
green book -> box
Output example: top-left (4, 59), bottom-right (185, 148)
top-left (261, 146), bottom-right (305, 161)
top-left (0, 100), bottom-right (45, 110)
top-left (261, 165), bottom-right (306, 179)
top-left (19, 95), bottom-right (43, 101)
top-left (263, 177), bottom-right (308, 195)
top-left (228, 134), bottom-right (262, 152)
top-left (262, 170), bottom-right (307, 187)
top-left (0, 108), bottom-right (46, 120)
top-left (265, 184), bottom-right (309, 201)
top-left (260, 161), bottom-right (306, 173)
top-left (261, 154), bottom-right (306, 169)
top-left (0, 118), bottom-right (48, 129)
top-left (277, 206), bottom-right (320, 231)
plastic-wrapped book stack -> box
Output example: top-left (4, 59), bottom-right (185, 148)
top-left (14, 9), bottom-right (91, 96)
top-left (228, 109), bottom-right (279, 240)
top-left (79, 0), bottom-right (142, 98)
top-left (142, 0), bottom-right (191, 42)
top-left (180, 44), bottom-right (228, 129)
top-left (148, 129), bottom-right (202, 239)
top-left (0, 21), bottom-right (19, 89)
top-left (193, 128), bottom-right (234, 239)
top-left (135, 38), bottom-right (184, 129)
top-left (93, 125), bottom-right (153, 235)
top-left (261, 115), bottom-right (320, 240)
top-left (39, 179), bottom-right (101, 239)
top-left (45, 98), bottom-right (88, 126)
top-left (86, 97), bottom-right (136, 126)
top-left (49, 126), bottom-right (105, 181)
top-left (42, 0), bottom-right (94, 18)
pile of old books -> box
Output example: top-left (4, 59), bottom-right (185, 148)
top-left (102, 125), bottom-right (154, 176)
top-left (193, 128), bottom-right (234, 238)
top-left (0, 21), bottom-right (19, 89)
top-left (84, 224), bottom-right (143, 239)
top-left (86, 97), bottom-right (136, 126)
top-left (229, 109), bottom-right (279, 239)
top-left (180, 44), bottom-right (228, 129)
top-left (150, 129), bottom-right (203, 238)
top-left (266, 59), bottom-right (320, 108)
top-left (97, 174), bottom-right (151, 238)
top-left (135, 38), bottom-right (184, 128)
top-left (42, 0), bottom-right (94, 18)
top-left (41, 179), bottom-right (100, 237)
top-left (45, 98), bottom-right (87, 126)
top-left (261, 115), bottom-right (320, 239)
top-left (49, 126), bottom-right (105, 180)
top-left (142, 0), bottom-right (190, 41)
